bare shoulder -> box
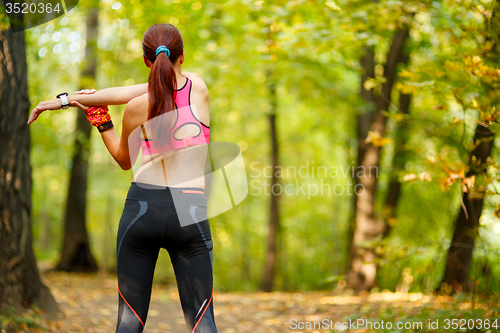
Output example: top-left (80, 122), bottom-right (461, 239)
top-left (183, 72), bottom-right (209, 96)
top-left (183, 71), bottom-right (204, 81)
top-left (127, 93), bottom-right (148, 111)
top-left (124, 93), bottom-right (149, 124)
top-left (183, 72), bottom-right (209, 125)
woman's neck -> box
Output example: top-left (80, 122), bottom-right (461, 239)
top-left (174, 63), bottom-right (186, 85)
top-left (173, 62), bottom-right (182, 74)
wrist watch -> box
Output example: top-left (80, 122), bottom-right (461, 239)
top-left (56, 92), bottom-right (69, 109)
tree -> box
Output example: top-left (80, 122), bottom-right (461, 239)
top-left (348, 25), bottom-right (412, 291)
top-left (55, 1), bottom-right (100, 272)
top-left (441, 124), bottom-right (494, 292)
top-left (260, 66), bottom-right (281, 292)
top-left (441, 1), bottom-right (500, 292)
top-left (381, 51), bottom-right (412, 238)
top-left (0, 11), bottom-right (58, 313)
top-left (346, 45), bottom-right (375, 284)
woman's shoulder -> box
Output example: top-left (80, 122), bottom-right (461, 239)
top-left (182, 72), bottom-right (209, 123)
top-left (183, 71), bottom-right (204, 81)
top-left (128, 93), bottom-right (148, 108)
top-left (183, 72), bottom-right (209, 95)
top-left (124, 93), bottom-right (149, 123)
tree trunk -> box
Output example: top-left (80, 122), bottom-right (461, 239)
top-left (382, 92), bottom-right (411, 238)
top-left (55, 4), bottom-right (99, 272)
top-left (0, 14), bottom-right (58, 314)
top-left (348, 28), bottom-right (410, 291)
top-left (381, 46), bottom-right (412, 237)
top-left (441, 125), bottom-right (493, 293)
top-left (346, 46), bottom-right (375, 274)
top-left (260, 68), bottom-right (280, 292)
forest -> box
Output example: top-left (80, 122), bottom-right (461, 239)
top-left (1, 0), bottom-right (500, 332)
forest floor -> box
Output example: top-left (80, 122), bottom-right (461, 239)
top-left (6, 271), bottom-right (499, 333)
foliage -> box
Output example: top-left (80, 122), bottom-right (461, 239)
top-left (0, 307), bottom-right (42, 333)
top-left (24, 0), bottom-right (500, 293)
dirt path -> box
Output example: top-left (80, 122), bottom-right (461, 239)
top-left (37, 271), bottom-right (493, 333)
top-left (41, 271), bottom-right (187, 333)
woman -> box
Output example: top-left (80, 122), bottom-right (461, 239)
top-left (28, 23), bottom-right (217, 333)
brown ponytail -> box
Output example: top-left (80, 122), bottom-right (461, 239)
top-left (142, 24), bottom-right (183, 150)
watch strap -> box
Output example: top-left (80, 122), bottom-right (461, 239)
top-left (56, 93), bottom-right (69, 109)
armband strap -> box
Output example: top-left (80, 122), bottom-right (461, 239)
top-left (85, 105), bottom-right (111, 127)
top-left (98, 120), bottom-right (114, 133)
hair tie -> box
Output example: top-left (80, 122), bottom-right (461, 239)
top-left (156, 45), bottom-right (170, 58)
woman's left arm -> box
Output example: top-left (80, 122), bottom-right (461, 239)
top-left (28, 83), bottom-right (148, 124)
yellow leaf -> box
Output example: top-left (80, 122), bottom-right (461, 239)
top-left (393, 113), bottom-right (404, 121)
top-left (418, 172), bottom-right (432, 181)
top-left (396, 82), bottom-right (419, 94)
top-left (325, 0), bottom-right (341, 10)
top-left (364, 130), bottom-right (392, 147)
top-left (444, 168), bottom-right (465, 186)
top-left (463, 175), bottom-right (476, 192)
top-left (363, 79), bottom-right (376, 91)
top-left (399, 69), bottom-right (417, 78)
top-left (403, 173), bottom-right (417, 182)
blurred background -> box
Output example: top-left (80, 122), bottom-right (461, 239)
top-left (19, 0), bottom-right (500, 298)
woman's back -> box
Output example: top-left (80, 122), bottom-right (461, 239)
top-left (140, 76), bottom-right (210, 155)
top-left (133, 73), bottom-right (210, 188)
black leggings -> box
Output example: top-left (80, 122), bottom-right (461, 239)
top-left (115, 182), bottom-right (217, 333)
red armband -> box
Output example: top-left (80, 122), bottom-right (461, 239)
top-left (85, 105), bottom-right (111, 127)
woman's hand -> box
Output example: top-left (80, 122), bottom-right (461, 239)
top-left (70, 100), bottom-right (90, 111)
top-left (27, 99), bottom-right (64, 125)
top-left (27, 89), bottom-right (95, 124)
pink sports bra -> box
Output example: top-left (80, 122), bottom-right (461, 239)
top-left (140, 77), bottom-right (210, 156)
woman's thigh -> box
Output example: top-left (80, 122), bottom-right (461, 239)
top-left (116, 199), bottom-right (164, 332)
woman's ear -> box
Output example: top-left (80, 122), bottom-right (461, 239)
top-left (143, 54), bottom-right (151, 68)
top-left (180, 50), bottom-right (185, 65)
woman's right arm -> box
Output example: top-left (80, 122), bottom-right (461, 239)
top-left (28, 83), bottom-right (148, 124)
